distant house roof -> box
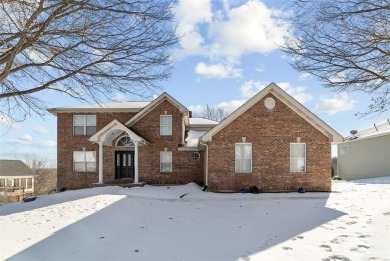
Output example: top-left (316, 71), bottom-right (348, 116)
top-left (345, 119), bottom-right (390, 141)
top-left (189, 118), bottom-right (219, 126)
top-left (0, 160), bottom-right (35, 177)
top-left (48, 101), bottom-right (151, 114)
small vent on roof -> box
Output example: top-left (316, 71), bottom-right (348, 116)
top-left (264, 97), bottom-right (275, 110)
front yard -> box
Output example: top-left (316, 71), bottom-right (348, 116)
top-left (0, 178), bottom-right (389, 261)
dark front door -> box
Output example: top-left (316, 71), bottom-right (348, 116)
top-left (115, 151), bottom-right (134, 179)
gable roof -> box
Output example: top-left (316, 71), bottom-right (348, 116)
top-left (125, 92), bottom-right (188, 126)
top-left (0, 160), bottom-right (35, 177)
top-left (89, 119), bottom-right (147, 146)
top-left (201, 82), bottom-right (343, 143)
top-left (48, 101), bottom-right (150, 114)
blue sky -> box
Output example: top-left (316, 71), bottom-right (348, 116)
top-left (0, 0), bottom-right (386, 164)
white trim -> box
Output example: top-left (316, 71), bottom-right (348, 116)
top-left (235, 143), bottom-right (252, 173)
top-left (290, 143), bottom-right (306, 173)
top-left (202, 83), bottom-right (343, 143)
top-left (160, 115), bottom-right (172, 136)
top-left (125, 92), bottom-right (188, 127)
top-left (98, 142), bottom-right (103, 184)
top-left (134, 141), bottom-right (139, 183)
top-left (73, 115), bottom-right (96, 135)
top-left (160, 151), bottom-right (172, 172)
top-left (115, 135), bottom-right (135, 147)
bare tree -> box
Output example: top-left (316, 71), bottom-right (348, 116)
top-left (194, 104), bottom-right (229, 122)
top-left (282, 0), bottom-right (390, 116)
top-left (24, 154), bottom-right (56, 194)
top-left (0, 0), bottom-right (178, 122)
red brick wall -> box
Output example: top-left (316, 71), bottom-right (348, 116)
top-left (207, 94), bottom-right (331, 192)
top-left (131, 100), bottom-right (203, 185)
top-left (56, 101), bottom-right (203, 190)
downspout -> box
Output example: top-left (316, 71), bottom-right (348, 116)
top-left (199, 139), bottom-right (208, 190)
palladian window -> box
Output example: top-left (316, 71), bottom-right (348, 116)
top-left (116, 136), bottom-right (134, 147)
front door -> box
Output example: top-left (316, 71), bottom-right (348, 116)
top-left (115, 151), bottom-right (134, 179)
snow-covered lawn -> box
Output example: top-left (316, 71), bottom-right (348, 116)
top-left (1, 178), bottom-right (389, 261)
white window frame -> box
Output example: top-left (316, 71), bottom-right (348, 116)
top-left (290, 143), bottom-right (306, 173)
top-left (160, 115), bottom-right (172, 136)
top-left (340, 145), bottom-right (349, 154)
top-left (73, 151), bottom-right (97, 172)
top-left (235, 143), bottom-right (252, 173)
top-left (160, 151), bottom-right (172, 172)
top-left (73, 115), bottom-right (96, 135)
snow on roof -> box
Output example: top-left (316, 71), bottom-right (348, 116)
top-left (48, 101), bottom-right (151, 113)
top-left (346, 119), bottom-right (390, 140)
top-left (189, 118), bottom-right (218, 125)
top-left (185, 130), bottom-right (207, 147)
top-left (57, 101), bottom-right (151, 109)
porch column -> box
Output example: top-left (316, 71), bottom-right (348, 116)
top-left (134, 141), bottom-right (139, 183)
top-left (98, 141), bottom-right (103, 184)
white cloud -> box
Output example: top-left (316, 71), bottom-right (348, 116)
top-left (0, 116), bottom-right (21, 130)
top-left (208, 0), bottom-right (289, 59)
top-left (189, 99), bottom-right (245, 116)
top-left (277, 82), bottom-right (313, 104)
top-left (20, 134), bottom-right (33, 141)
top-left (298, 73), bottom-right (311, 81)
top-left (195, 62), bottom-right (242, 79)
top-left (174, 0), bottom-right (212, 57)
top-left (240, 81), bottom-right (313, 104)
top-left (188, 105), bottom-right (204, 114)
top-left (112, 92), bottom-right (128, 102)
top-left (174, 0), bottom-right (290, 74)
top-left (314, 93), bottom-right (356, 116)
top-left (37, 140), bottom-right (57, 148)
top-left (216, 99), bottom-right (246, 114)
top-left (33, 126), bottom-right (49, 135)
top-left (255, 63), bottom-right (265, 73)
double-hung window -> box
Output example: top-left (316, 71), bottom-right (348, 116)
top-left (290, 143), bottom-right (306, 172)
top-left (160, 151), bottom-right (172, 172)
top-left (73, 115), bottom-right (96, 135)
top-left (160, 115), bottom-right (172, 136)
top-left (235, 143), bottom-right (252, 173)
top-left (73, 151), bottom-right (96, 172)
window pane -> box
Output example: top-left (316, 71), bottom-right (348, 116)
top-left (235, 143), bottom-right (252, 173)
top-left (73, 116), bottom-right (84, 126)
top-left (74, 162), bottom-right (85, 172)
top-left (73, 151), bottom-right (85, 162)
top-left (74, 126), bottom-right (85, 135)
top-left (160, 116), bottom-right (172, 135)
top-left (0, 179), bottom-right (5, 187)
top-left (27, 178), bottom-right (33, 189)
top-left (86, 116), bottom-right (96, 126)
top-left (21, 178), bottom-right (26, 188)
top-left (86, 126), bottom-right (96, 135)
top-left (86, 162), bottom-right (96, 172)
top-left (14, 179), bottom-right (19, 187)
top-left (160, 151), bottom-right (172, 172)
top-left (85, 151), bottom-right (96, 162)
top-left (290, 143), bottom-right (306, 172)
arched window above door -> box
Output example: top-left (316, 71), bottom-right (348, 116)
top-left (116, 136), bottom-right (134, 147)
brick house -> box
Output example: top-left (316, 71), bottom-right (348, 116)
top-left (49, 83), bottom-right (343, 192)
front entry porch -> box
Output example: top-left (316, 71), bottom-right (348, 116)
top-left (89, 119), bottom-right (148, 185)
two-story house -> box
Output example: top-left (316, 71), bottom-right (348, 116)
top-left (49, 83), bottom-right (343, 192)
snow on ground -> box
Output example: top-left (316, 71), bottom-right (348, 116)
top-left (0, 178), bottom-right (389, 261)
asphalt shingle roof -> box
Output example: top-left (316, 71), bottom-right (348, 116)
top-left (0, 160), bottom-right (35, 177)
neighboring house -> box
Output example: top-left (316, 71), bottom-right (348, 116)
top-left (337, 119), bottom-right (390, 180)
top-left (48, 83), bottom-right (343, 192)
top-left (0, 160), bottom-right (35, 192)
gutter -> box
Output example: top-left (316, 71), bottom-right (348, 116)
top-left (199, 139), bottom-right (209, 190)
